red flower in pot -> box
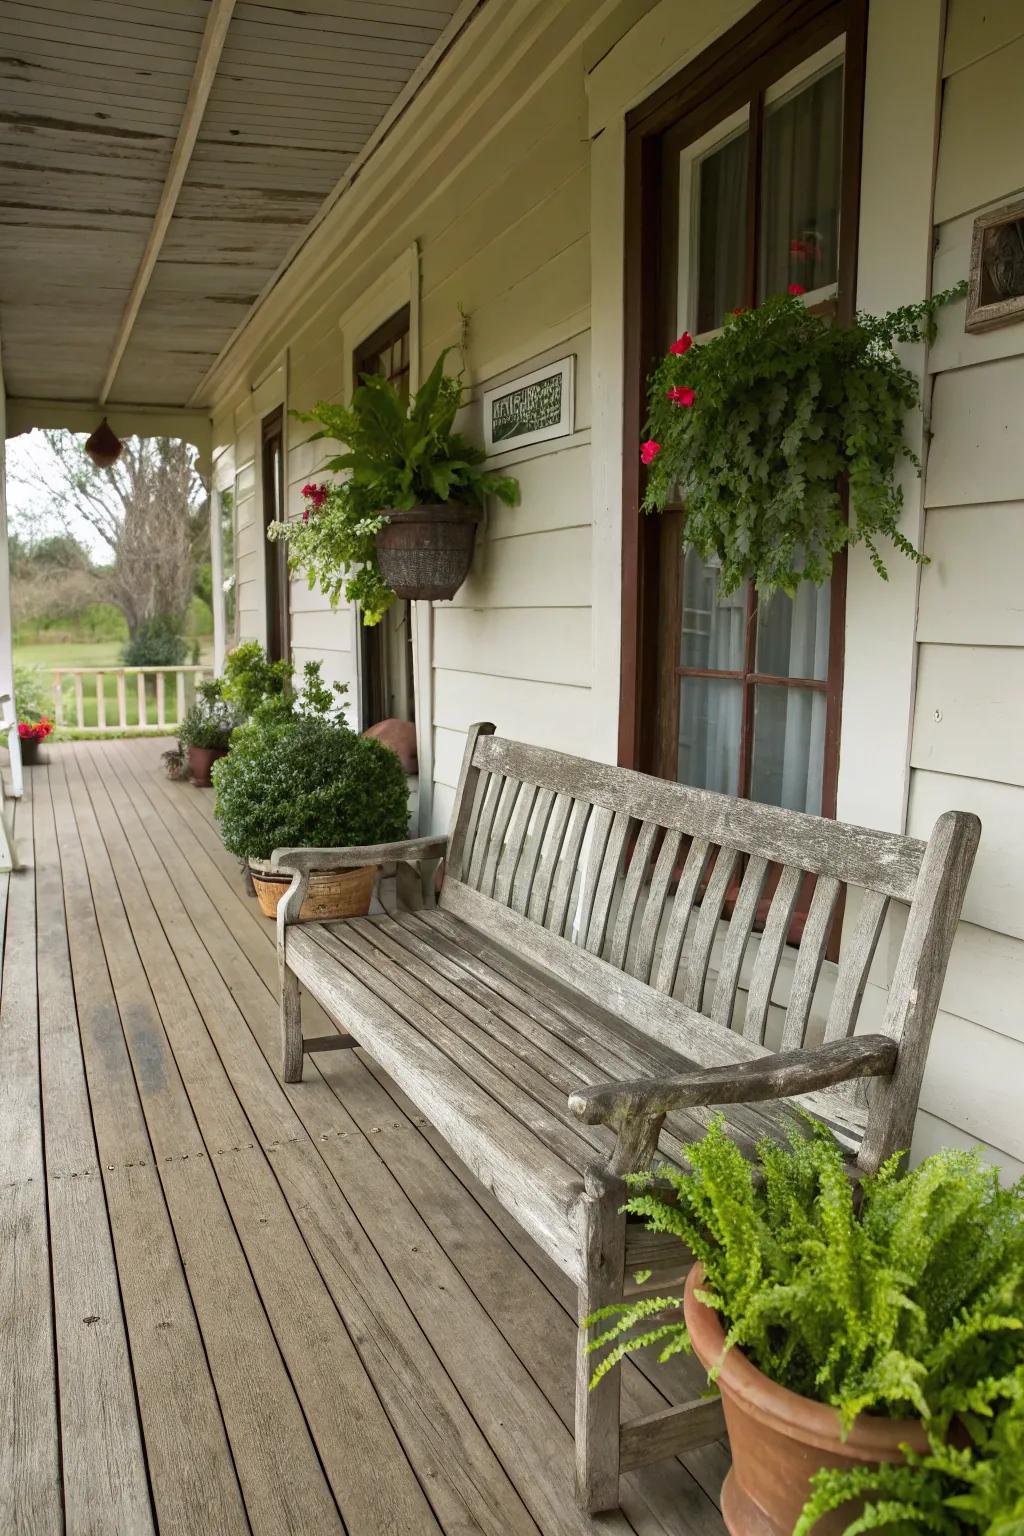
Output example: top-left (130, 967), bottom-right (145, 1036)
top-left (18, 717), bottom-right (54, 764)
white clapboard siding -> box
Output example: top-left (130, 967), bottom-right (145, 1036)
top-left (941, 922), bottom-right (1024, 1045)
top-left (920, 1011), bottom-right (1024, 1161)
top-left (933, 30), bottom-right (1024, 222)
top-left (913, 1109), bottom-right (1024, 1182)
top-left (288, 606), bottom-right (353, 654)
top-left (911, 646), bottom-right (1024, 787)
top-left (447, 525), bottom-right (592, 610)
top-left (432, 671), bottom-right (593, 755)
top-left (908, 770), bottom-right (1024, 942)
top-left (943, 0), bottom-right (1024, 77)
top-left (433, 725), bottom-right (470, 792)
top-left (433, 608), bottom-right (591, 689)
top-left (475, 441), bottom-right (592, 542)
top-left (926, 356), bottom-right (1024, 508)
top-left (918, 505), bottom-right (1024, 646)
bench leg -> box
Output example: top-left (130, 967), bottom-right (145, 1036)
top-left (281, 964), bottom-right (303, 1082)
top-left (575, 1170), bottom-right (626, 1514)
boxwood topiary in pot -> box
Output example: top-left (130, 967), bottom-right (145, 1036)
top-left (585, 1119), bottom-right (1024, 1536)
top-left (211, 662), bottom-right (409, 920)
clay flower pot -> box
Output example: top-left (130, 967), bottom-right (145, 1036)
top-left (375, 503), bottom-right (481, 601)
top-left (248, 861), bottom-right (378, 921)
top-left (683, 1264), bottom-right (930, 1536)
top-left (187, 745), bottom-right (228, 787)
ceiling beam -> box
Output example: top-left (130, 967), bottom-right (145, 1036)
top-left (98, 0), bottom-right (236, 406)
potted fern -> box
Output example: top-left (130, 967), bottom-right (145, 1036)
top-left (178, 678), bottom-right (235, 786)
top-left (586, 1120), bottom-right (1024, 1536)
top-left (269, 349), bottom-right (519, 626)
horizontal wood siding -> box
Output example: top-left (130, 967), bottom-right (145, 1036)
top-left (902, 0), bottom-right (1024, 1173)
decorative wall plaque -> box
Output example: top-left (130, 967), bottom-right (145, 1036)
top-left (483, 356), bottom-right (575, 453)
top-left (966, 197), bottom-right (1024, 333)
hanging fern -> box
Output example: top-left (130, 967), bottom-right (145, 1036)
top-left (640, 283), bottom-right (967, 598)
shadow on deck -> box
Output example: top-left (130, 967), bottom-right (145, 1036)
top-left (1, 737), bottom-right (727, 1536)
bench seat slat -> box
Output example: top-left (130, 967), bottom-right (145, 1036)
top-left (418, 909), bottom-right (864, 1157)
top-left (286, 924), bottom-right (585, 1281)
top-left (439, 878), bottom-right (869, 1140)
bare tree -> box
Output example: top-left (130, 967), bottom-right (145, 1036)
top-left (21, 432), bottom-right (208, 640)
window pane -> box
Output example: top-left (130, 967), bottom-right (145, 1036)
top-left (751, 684), bottom-right (827, 814)
top-left (759, 63), bottom-right (843, 300)
top-left (677, 678), bottom-right (743, 795)
top-left (755, 581), bottom-right (830, 680)
top-left (694, 130), bottom-right (748, 333)
top-left (680, 550), bottom-right (747, 670)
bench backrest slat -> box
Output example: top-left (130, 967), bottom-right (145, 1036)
top-left (441, 726), bottom-right (981, 1170)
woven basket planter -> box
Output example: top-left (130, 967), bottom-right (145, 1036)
top-left (375, 503), bottom-right (481, 600)
top-left (249, 862), bottom-right (378, 921)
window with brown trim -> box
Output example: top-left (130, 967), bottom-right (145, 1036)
top-left (620, 0), bottom-right (867, 828)
top-left (353, 305), bottom-right (415, 730)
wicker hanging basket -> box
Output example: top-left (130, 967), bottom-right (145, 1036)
top-left (375, 503), bottom-right (481, 600)
top-left (85, 417), bottom-right (124, 469)
top-left (248, 862), bottom-right (378, 921)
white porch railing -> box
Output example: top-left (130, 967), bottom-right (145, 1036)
top-left (45, 665), bottom-right (213, 734)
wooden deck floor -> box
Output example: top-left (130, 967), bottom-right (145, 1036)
top-left (1, 737), bottom-right (728, 1536)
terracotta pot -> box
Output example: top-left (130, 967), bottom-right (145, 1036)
top-left (683, 1264), bottom-right (929, 1536)
top-left (187, 744), bottom-right (228, 787)
top-left (249, 862), bottom-right (378, 921)
top-left (375, 503), bottom-right (481, 601)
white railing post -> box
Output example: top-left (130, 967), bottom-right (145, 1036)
top-left (74, 673), bottom-right (84, 729)
top-left (156, 672), bottom-right (166, 729)
top-left (96, 672), bottom-right (106, 731)
top-left (175, 670), bottom-right (186, 726)
top-left (116, 671), bottom-right (127, 730)
top-left (136, 672), bottom-right (147, 728)
top-left (54, 671), bottom-right (63, 728)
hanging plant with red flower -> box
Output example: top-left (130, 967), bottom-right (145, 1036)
top-left (641, 283), bottom-right (966, 598)
top-left (19, 717), bottom-right (54, 742)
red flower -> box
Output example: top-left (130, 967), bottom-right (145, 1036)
top-left (301, 482), bottom-right (328, 511)
top-left (731, 306), bottom-right (747, 317)
top-left (19, 717), bottom-right (53, 742)
top-left (787, 283), bottom-right (806, 296)
top-left (669, 331), bottom-right (693, 355)
top-left (666, 385), bottom-right (696, 407)
top-left (640, 440), bottom-right (661, 466)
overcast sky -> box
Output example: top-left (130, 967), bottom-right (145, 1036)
top-left (6, 429), bottom-right (113, 563)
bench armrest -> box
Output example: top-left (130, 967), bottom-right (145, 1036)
top-left (568, 1035), bottom-right (898, 1175)
top-left (271, 834), bottom-right (448, 875)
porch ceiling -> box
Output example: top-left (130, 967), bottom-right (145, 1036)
top-left (0, 0), bottom-right (469, 412)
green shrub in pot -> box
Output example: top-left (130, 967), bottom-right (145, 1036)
top-left (178, 678), bottom-right (234, 754)
top-left (221, 639), bottom-right (293, 721)
top-left (211, 662), bottom-right (409, 864)
top-left (585, 1120), bottom-right (1024, 1536)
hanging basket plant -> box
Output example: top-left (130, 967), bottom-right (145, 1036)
top-left (270, 349), bottom-right (518, 625)
top-left (640, 281), bottom-right (967, 598)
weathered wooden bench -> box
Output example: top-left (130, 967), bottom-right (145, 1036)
top-left (273, 723), bottom-right (979, 1513)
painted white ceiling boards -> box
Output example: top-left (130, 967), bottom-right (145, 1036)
top-left (0, 0), bottom-right (472, 409)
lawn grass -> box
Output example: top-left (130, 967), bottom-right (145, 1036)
top-left (17, 639), bottom-right (215, 730)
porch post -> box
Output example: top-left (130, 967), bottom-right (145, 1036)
top-left (209, 482), bottom-right (227, 677)
top-left (0, 347), bottom-right (22, 797)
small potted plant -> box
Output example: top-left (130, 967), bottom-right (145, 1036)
top-left (178, 678), bottom-right (234, 787)
top-left (211, 662), bottom-right (409, 919)
top-left (269, 349), bottom-right (519, 626)
top-left (586, 1120), bottom-right (1024, 1536)
top-left (18, 716), bottom-right (54, 765)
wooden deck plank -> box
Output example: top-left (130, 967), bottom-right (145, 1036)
top-left (98, 742), bottom-right (727, 1535)
top-left (79, 743), bottom-right (531, 1536)
top-left (32, 770), bottom-right (156, 1534)
top-left (42, 760), bottom-right (251, 1536)
top-left (0, 782), bottom-right (62, 1534)
top-left (57, 753), bottom-right (346, 1536)
top-left (0, 737), bottom-right (729, 1536)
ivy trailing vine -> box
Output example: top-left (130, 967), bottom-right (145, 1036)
top-left (641, 282), bottom-right (967, 597)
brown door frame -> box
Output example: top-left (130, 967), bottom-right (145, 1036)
top-left (618, 0), bottom-right (868, 816)
top-left (261, 406), bottom-right (289, 665)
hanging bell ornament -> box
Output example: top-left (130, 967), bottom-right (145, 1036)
top-left (85, 417), bottom-right (123, 468)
